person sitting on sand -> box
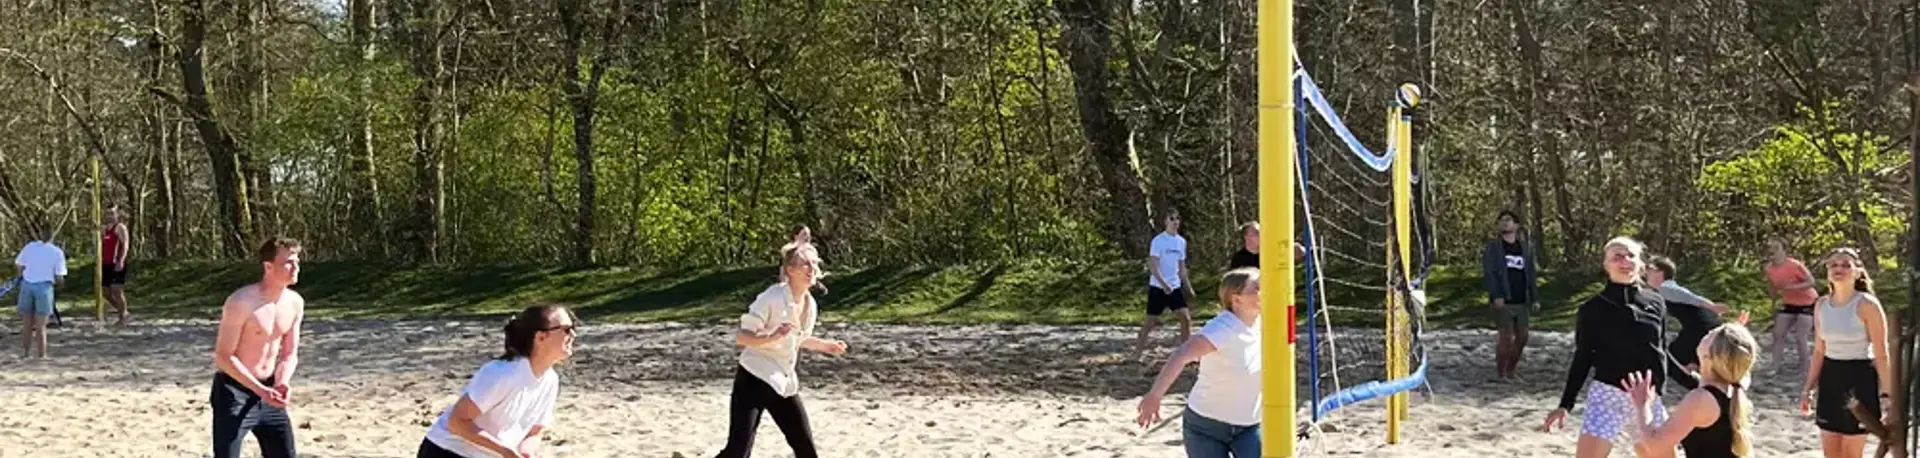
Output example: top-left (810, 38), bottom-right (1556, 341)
top-left (715, 242), bottom-right (849, 458)
top-left (1625, 316), bottom-right (1758, 458)
top-left (1136, 267), bottom-right (1263, 457)
top-left (418, 304), bottom-right (575, 458)
top-left (210, 237), bottom-right (305, 458)
top-left (1541, 236), bottom-right (1697, 458)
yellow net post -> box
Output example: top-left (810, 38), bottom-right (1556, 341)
top-left (1392, 102), bottom-right (1416, 427)
top-left (1384, 231), bottom-right (1401, 444)
top-left (1257, 0), bottom-right (1297, 455)
top-left (92, 155), bottom-right (103, 322)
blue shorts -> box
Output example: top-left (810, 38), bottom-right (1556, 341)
top-left (16, 281), bottom-right (54, 317)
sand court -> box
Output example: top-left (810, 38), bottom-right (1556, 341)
top-left (0, 321), bottom-right (1876, 457)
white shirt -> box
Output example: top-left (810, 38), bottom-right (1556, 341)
top-left (13, 241), bottom-right (67, 284)
top-left (738, 284), bottom-right (818, 398)
top-left (426, 358), bottom-right (560, 457)
top-left (1148, 233), bottom-right (1187, 290)
top-left (1187, 312), bottom-right (1262, 426)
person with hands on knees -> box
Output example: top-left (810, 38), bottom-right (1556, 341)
top-left (714, 242), bottom-right (848, 458)
top-left (1540, 236), bottom-right (1697, 458)
top-left (1623, 315), bottom-right (1759, 458)
top-left (418, 304), bottom-right (576, 458)
top-left (1799, 247), bottom-right (1894, 458)
top-left (1136, 268), bottom-right (1263, 457)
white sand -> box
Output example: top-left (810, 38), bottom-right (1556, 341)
top-left (0, 320), bottom-right (1882, 457)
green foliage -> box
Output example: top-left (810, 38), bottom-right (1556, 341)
top-left (1696, 102), bottom-right (1908, 265)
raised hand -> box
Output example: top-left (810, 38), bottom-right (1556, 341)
top-left (1624, 371), bottom-right (1655, 409)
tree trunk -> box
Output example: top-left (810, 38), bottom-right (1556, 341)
top-left (227, 0), bottom-right (271, 236)
top-left (177, 0), bottom-right (252, 257)
top-left (1507, 0), bottom-right (1579, 266)
top-left (142, 13), bottom-right (175, 259)
top-left (1055, 0), bottom-right (1150, 254)
top-left (395, 0), bottom-right (447, 262)
top-left (348, 0), bottom-right (382, 257)
top-left (558, 0), bottom-right (612, 266)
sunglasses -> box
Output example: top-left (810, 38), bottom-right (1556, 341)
top-left (541, 324), bottom-right (578, 335)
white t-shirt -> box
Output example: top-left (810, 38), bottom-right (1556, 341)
top-left (426, 358), bottom-right (560, 457)
top-left (738, 284), bottom-right (818, 398)
top-left (13, 241), bottom-right (67, 284)
top-left (1187, 312), bottom-right (1262, 426)
top-left (1148, 233), bottom-right (1187, 290)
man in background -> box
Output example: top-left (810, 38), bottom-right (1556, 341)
top-left (1482, 210), bottom-right (1538, 381)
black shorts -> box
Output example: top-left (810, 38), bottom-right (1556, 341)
top-left (103, 263), bottom-right (129, 286)
top-left (1815, 358), bottom-right (1880, 435)
top-left (1147, 286), bottom-right (1189, 316)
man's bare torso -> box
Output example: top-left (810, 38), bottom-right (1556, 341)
top-left (221, 285), bottom-right (304, 377)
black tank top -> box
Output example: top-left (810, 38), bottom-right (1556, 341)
top-left (1681, 386), bottom-right (1740, 458)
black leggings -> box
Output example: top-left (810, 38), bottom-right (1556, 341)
top-left (716, 365), bottom-right (818, 458)
top-left (210, 372), bottom-right (296, 458)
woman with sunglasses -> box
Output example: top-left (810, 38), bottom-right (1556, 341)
top-left (418, 304), bottom-right (577, 458)
top-left (715, 242), bottom-right (848, 458)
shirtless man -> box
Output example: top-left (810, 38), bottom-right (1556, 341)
top-left (210, 237), bottom-right (305, 458)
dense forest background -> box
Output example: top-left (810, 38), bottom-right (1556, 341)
top-left (0, 0), bottom-right (1912, 278)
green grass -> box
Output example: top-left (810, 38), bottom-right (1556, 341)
top-left (39, 259), bottom-right (1911, 329)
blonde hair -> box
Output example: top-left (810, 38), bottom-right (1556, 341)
top-left (779, 243), bottom-right (824, 284)
top-left (1602, 236), bottom-right (1647, 280)
top-left (1701, 324), bottom-right (1758, 456)
top-left (1218, 268), bottom-right (1260, 313)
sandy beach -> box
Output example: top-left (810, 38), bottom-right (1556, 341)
top-left (0, 319), bottom-right (1881, 457)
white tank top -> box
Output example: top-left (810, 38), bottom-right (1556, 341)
top-left (1816, 292), bottom-right (1876, 361)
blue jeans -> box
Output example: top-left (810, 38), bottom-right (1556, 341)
top-left (15, 281), bottom-right (53, 317)
top-left (1183, 408), bottom-right (1260, 458)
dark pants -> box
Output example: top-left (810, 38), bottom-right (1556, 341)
top-left (716, 365), bottom-right (817, 458)
top-left (417, 439), bottom-right (464, 458)
top-left (211, 372), bottom-right (296, 458)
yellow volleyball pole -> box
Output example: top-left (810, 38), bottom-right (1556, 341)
top-left (1392, 103), bottom-right (1415, 426)
top-left (1257, 0), bottom-right (1297, 455)
top-left (92, 155), bottom-right (103, 321)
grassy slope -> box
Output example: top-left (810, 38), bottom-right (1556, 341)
top-left (40, 259), bottom-right (1911, 329)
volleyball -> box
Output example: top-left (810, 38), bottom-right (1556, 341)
top-left (1396, 83), bottom-right (1421, 109)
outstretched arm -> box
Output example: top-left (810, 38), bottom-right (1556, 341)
top-left (1136, 336), bottom-right (1219, 428)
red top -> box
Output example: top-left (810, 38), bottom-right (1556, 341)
top-left (1766, 258), bottom-right (1818, 306)
top-left (102, 226), bottom-right (123, 265)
